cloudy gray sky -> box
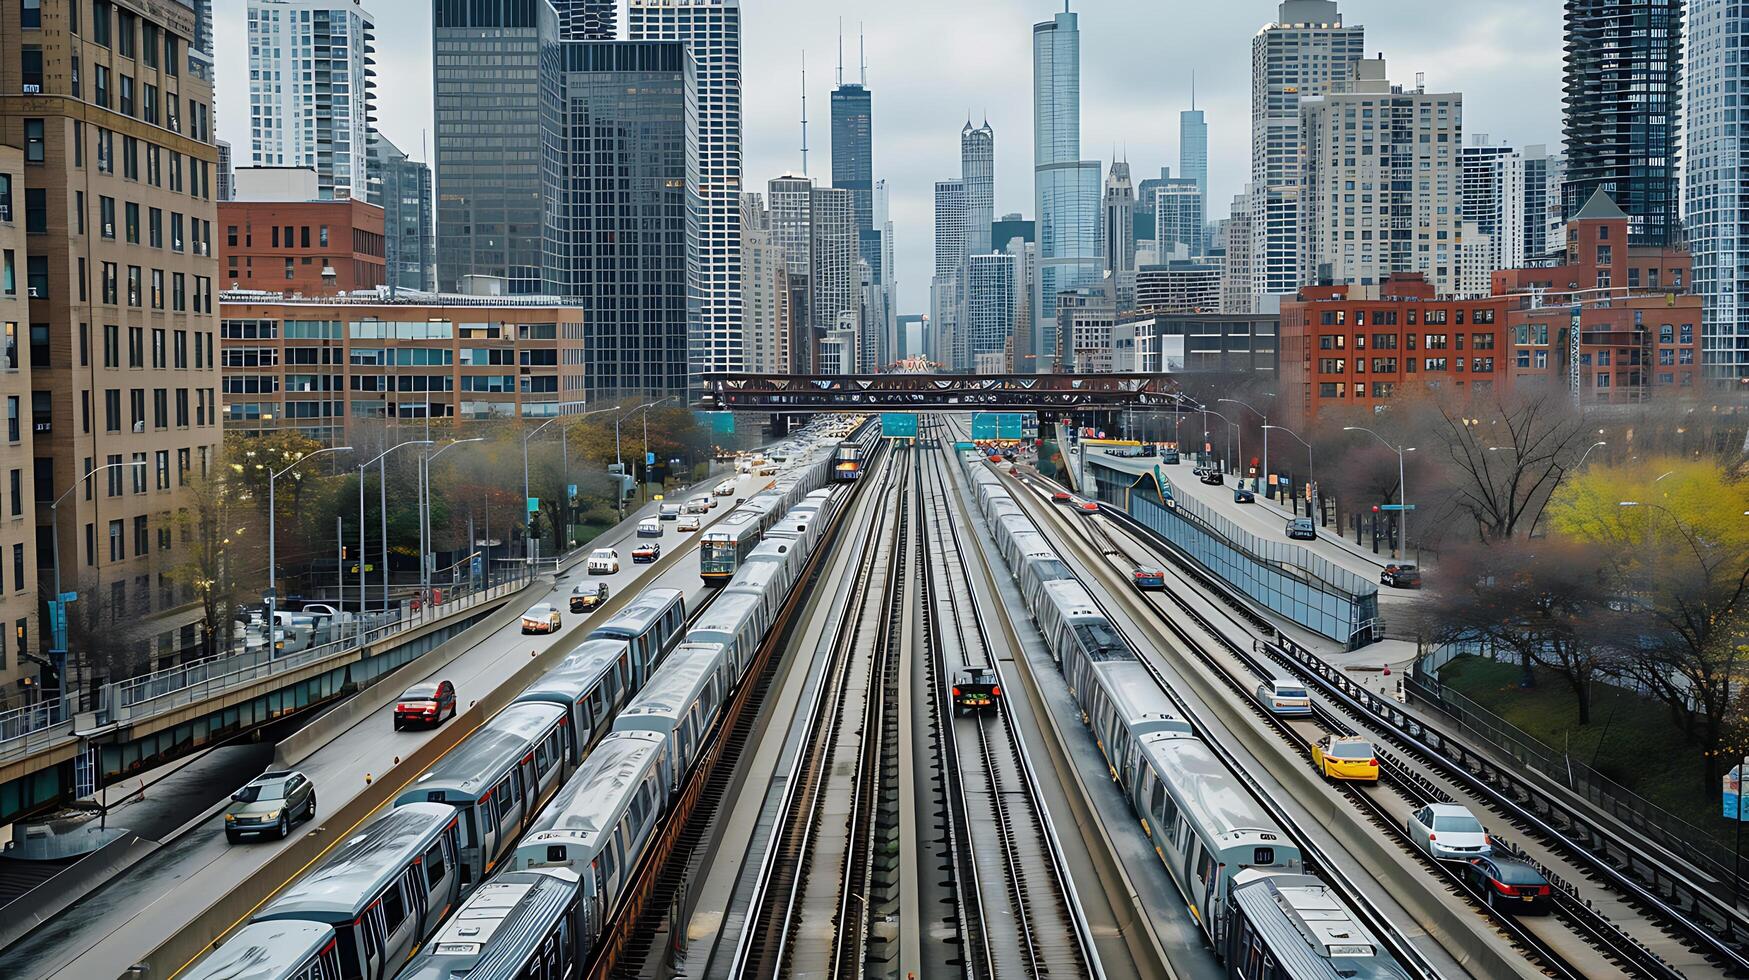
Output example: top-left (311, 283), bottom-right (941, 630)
top-left (217, 0), bottom-right (1563, 313)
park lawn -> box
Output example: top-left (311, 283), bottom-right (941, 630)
top-left (1439, 655), bottom-right (1729, 838)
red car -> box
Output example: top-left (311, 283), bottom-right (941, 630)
top-left (1073, 497), bottom-right (1100, 514)
top-left (1051, 490), bottom-right (1073, 503)
top-left (394, 680), bottom-right (457, 730)
top-left (1133, 567), bottom-right (1166, 590)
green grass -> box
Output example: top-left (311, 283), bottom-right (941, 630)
top-left (1439, 655), bottom-right (1729, 838)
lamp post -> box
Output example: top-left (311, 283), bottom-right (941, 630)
top-left (1262, 424), bottom-right (1314, 517)
top-left (420, 438), bottom-right (483, 603)
top-left (357, 441), bottom-right (431, 639)
top-left (522, 405), bottom-right (620, 562)
top-left (614, 398), bottom-right (675, 519)
top-left (1344, 426), bottom-right (1414, 558)
top-left (1220, 394), bottom-right (1274, 497)
top-left (45, 459), bottom-right (148, 702)
top-left (264, 445), bottom-right (351, 631)
top-left (1204, 408), bottom-right (1239, 478)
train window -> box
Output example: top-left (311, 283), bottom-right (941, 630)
top-left (495, 776), bottom-right (516, 827)
top-left (425, 843), bottom-right (447, 888)
top-left (547, 845), bottom-right (567, 864)
top-left (535, 740), bottom-right (551, 773)
top-left (1148, 782), bottom-right (1166, 826)
top-left (1253, 847), bottom-right (1274, 866)
top-left (1195, 850), bottom-right (1215, 885)
top-left (382, 881), bottom-right (407, 934)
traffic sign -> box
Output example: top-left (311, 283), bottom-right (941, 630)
top-left (527, 496), bottom-right (540, 513)
top-left (1377, 503), bottom-right (1416, 511)
top-left (645, 452), bottom-right (655, 466)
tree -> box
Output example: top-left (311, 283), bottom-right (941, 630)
top-left (1423, 385), bottom-right (1594, 541)
top-left (171, 464), bottom-right (263, 659)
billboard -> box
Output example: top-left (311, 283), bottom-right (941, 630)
top-left (972, 412), bottom-right (1033, 441)
top-left (881, 413), bottom-right (919, 440)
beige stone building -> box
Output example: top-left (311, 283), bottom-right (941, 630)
top-left (0, 146), bottom-right (40, 701)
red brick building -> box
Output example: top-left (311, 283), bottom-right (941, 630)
top-left (219, 199), bottom-right (386, 294)
top-left (1492, 190), bottom-right (1699, 401)
top-left (1281, 273), bottom-right (1512, 421)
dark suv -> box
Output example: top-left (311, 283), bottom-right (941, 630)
top-left (1380, 564), bottom-right (1422, 588)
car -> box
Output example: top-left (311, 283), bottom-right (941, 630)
top-left (1051, 490), bottom-right (1073, 503)
top-left (632, 542), bottom-right (661, 563)
top-left (1133, 566), bottom-right (1166, 590)
top-left (1465, 855), bottom-right (1551, 914)
top-left (1233, 485), bottom-right (1256, 504)
top-left (1381, 564), bottom-right (1423, 589)
top-left (1286, 518), bottom-right (1317, 540)
top-left (676, 513), bottom-right (702, 532)
top-left (570, 582), bottom-right (610, 613)
top-left (1311, 734), bottom-right (1379, 782)
top-left (1407, 803), bottom-right (1492, 861)
top-left (587, 548), bottom-right (620, 575)
top-left (1257, 678), bottom-right (1312, 715)
top-left (394, 680), bottom-right (458, 730)
top-left (686, 497), bottom-right (710, 514)
top-left (1161, 449), bottom-right (1181, 464)
top-left (1072, 497), bottom-right (1100, 514)
top-left (659, 503), bottom-right (682, 521)
top-left (1200, 469), bottom-right (1224, 486)
top-left (952, 666), bottom-right (1001, 715)
top-left (714, 480), bottom-right (737, 497)
top-left (758, 465), bottom-right (778, 476)
top-left (521, 603), bottom-right (562, 634)
top-left (637, 518), bottom-right (663, 538)
top-left (224, 770), bottom-right (316, 843)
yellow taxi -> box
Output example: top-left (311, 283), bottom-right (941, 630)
top-left (1312, 734), bottom-right (1379, 783)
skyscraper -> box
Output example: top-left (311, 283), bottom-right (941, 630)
top-left (368, 131), bottom-right (436, 293)
top-left (931, 178), bottom-right (966, 368)
top-left (1686, 0), bottom-right (1748, 379)
top-left (966, 251), bottom-right (1022, 363)
top-left (1180, 91), bottom-right (1208, 238)
top-left (1562, 0), bottom-right (1683, 247)
top-left (1034, 6), bottom-right (1103, 368)
top-left (1520, 145), bottom-right (1565, 261)
top-left (1299, 59), bottom-right (1463, 294)
top-left (961, 120), bottom-right (995, 263)
top-left (768, 174), bottom-right (816, 372)
top-left (1155, 178), bottom-right (1207, 260)
top-left (1222, 188), bottom-right (1256, 314)
top-left (741, 194), bottom-right (792, 375)
top-left (217, 140), bottom-right (235, 202)
top-left (1250, 0), bottom-right (1364, 308)
top-left (831, 79), bottom-right (874, 238)
top-left (557, 40), bottom-right (692, 397)
top-left (433, 0), bottom-right (562, 294)
top-left (247, 0), bottom-right (377, 200)
top-left (552, 0), bottom-right (618, 40)
top-left (811, 186), bottom-right (858, 373)
top-left (1459, 137), bottom-right (1527, 292)
top-left (630, 0), bottom-right (744, 384)
top-left (1103, 162), bottom-right (1137, 310)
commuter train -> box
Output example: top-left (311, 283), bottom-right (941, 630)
top-left (832, 439), bottom-right (868, 482)
top-left (185, 421), bottom-right (875, 980)
top-left (701, 424), bottom-right (878, 583)
top-left (955, 446), bottom-right (1410, 980)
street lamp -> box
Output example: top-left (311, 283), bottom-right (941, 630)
top-left (44, 459), bottom-right (149, 702)
top-left (1262, 424), bottom-right (1315, 517)
top-left (419, 438), bottom-right (484, 602)
top-left (614, 397), bottom-right (676, 519)
top-left (1219, 394), bottom-right (1274, 497)
top-left (521, 404), bottom-right (620, 563)
top-left (264, 445), bottom-right (351, 633)
top-left (1576, 440), bottom-right (1608, 469)
top-left (1344, 426), bottom-right (1415, 559)
top-left (356, 441), bottom-right (431, 639)
top-left (1203, 408), bottom-right (1240, 478)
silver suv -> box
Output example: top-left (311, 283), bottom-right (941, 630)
top-left (224, 770), bottom-right (316, 843)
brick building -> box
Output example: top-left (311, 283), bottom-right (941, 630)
top-left (1492, 189), bottom-right (1700, 401)
top-left (220, 289), bottom-right (586, 445)
top-left (219, 198), bottom-right (385, 294)
top-left (1281, 273), bottom-right (1511, 421)
top-left (0, 146), bottom-right (40, 698)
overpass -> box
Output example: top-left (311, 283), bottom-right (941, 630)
top-left (700, 372), bottom-right (1184, 412)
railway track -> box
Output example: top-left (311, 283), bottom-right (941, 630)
top-left (737, 447), bottom-right (914, 980)
top-left (915, 430), bottom-right (1098, 980)
top-left (1022, 455), bottom-right (1732, 979)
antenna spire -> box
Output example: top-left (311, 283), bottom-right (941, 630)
top-left (800, 51), bottom-right (810, 175)
top-left (859, 22), bottom-right (866, 86)
top-left (836, 19), bottom-right (843, 88)
top-left (1191, 70), bottom-right (1197, 110)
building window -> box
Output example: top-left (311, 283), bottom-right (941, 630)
top-left (23, 120), bottom-right (44, 163)
top-left (109, 519), bottom-right (123, 561)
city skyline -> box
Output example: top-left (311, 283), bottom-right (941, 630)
top-left (214, 0), bottom-right (1564, 315)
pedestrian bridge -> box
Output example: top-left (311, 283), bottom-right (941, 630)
top-left (700, 372), bottom-right (1183, 412)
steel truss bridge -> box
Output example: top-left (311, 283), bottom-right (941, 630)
top-left (700, 373), bottom-right (1183, 412)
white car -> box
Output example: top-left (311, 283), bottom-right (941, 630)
top-left (587, 548), bottom-right (620, 575)
top-left (1406, 803), bottom-right (1492, 860)
top-left (714, 480), bottom-right (736, 497)
top-left (687, 496), bottom-right (711, 514)
top-left (677, 513), bottom-right (702, 532)
top-left (520, 603), bottom-right (562, 635)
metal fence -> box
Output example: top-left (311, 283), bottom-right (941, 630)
top-left (1407, 657), bottom-right (1744, 903)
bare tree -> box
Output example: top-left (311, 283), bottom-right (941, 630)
top-left (1425, 386), bottom-right (1594, 541)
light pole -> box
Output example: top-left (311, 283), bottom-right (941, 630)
top-left (614, 398), bottom-right (675, 519)
top-left (522, 404), bottom-right (620, 562)
top-left (420, 438), bottom-right (483, 602)
top-left (45, 459), bottom-right (148, 702)
top-left (1204, 408), bottom-right (1240, 478)
top-left (356, 441), bottom-right (431, 637)
top-left (1262, 424), bottom-right (1315, 517)
top-left (1220, 394), bottom-right (1274, 497)
top-left (1576, 440), bottom-right (1608, 470)
top-left (1344, 426), bottom-right (1414, 559)
top-left (264, 445), bottom-right (351, 630)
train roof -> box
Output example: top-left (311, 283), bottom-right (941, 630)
top-left (521, 732), bottom-right (666, 853)
top-left (617, 644), bottom-right (725, 726)
top-left (723, 559), bottom-right (788, 599)
top-left (183, 920), bottom-right (336, 980)
top-left (1009, 530), bottom-right (1057, 558)
top-left (588, 588), bottom-right (684, 641)
top-left (689, 590), bottom-right (766, 635)
top-left (1140, 731), bottom-right (1291, 846)
top-left (1093, 661), bottom-right (1191, 736)
top-left (702, 509), bottom-right (766, 541)
top-left (1229, 871), bottom-right (1408, 979)
top-left (516, 638), bottom-right (628, 703)
top-left (744, 538), bottom-right (797, 564)
top-left (401, 869), bottom-right (581, 980)
top-left (256, 804), bottom-right (457, 924)
top-left (806, 488), bottom-right (835, 502)
top-left (397, 703), bottom-right (567, 803)
top-left (1041, 579), bottom-right (1101, 618)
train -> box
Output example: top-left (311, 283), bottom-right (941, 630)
top-left (955, 445), bottom-right (1410, 980)
top-left (184, 420), bottom-right (876, 980)
top-left (832, 439), bottom-right (867, 482)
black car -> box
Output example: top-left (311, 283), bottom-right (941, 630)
top-left (1233, 485), bottom-right (1256, 504)
top-left (952, 666), bottom-right (1001, 715)
top-left (1381, 564), bottom-right (1423, 588)
top-left (1200, 469), bottom-right (1224, 486)
top-left (1466, 855), bottom-right (1551, 914)
top-left (570, 581), bottom-right (610, 613)
top-left (1286, 518), bottom-right (1317, 540)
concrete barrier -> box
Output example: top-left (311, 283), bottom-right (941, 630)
top-left (0, 831), bottom-right (157, 952)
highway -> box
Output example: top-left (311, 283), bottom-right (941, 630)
top-left (0, 467), bottom-right (776, 980)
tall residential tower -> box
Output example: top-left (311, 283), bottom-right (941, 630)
top-left (1033, 6), bottom-right (1102, 367)
top-left (1685, 0), bottom-right (1748, 378)
top-left (247, 0), bottom-right (376, 199)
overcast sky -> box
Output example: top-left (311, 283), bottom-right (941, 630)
top-left (216, 0), bottom-right (1563, 313)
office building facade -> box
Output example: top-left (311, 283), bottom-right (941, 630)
top-left (629, 0), bottom-right (743, 384)
top-left (366, 131), bottom-right (435, 293)
top-left (1686, 0), bottom-right (1749, 379)
top-left (552, 0), bottom-right (617, 40)
top-left (1155, 178), bottom-right (1206, 260)
top-left (809, 186), bottom-right (857, 373)
top-left (1222, 188), bottom-right (1255, 313)
top-left (1180, 104), bottom-right (1207, 234)
top-left (1250, 0), bottom-right (1364, 308)
top-left (739, 194), bottom-right (790, 375)
top-left (1136, 261), bottom-right (1222, 315)
top-left (219, 198), bottom-right (386, 292)
top-left (965, 251), bottom-right (1019, 365)
top-left (0, 146), bottom-right (39, 697)
top-left (961, 120), bottom-right (994, 267)
top-left (830, 82), bottom-right (873, 237)
top-left (1033, 7), bottom-right (1102, 368)
top-left (1459, 137), bottom-right (1526, 286)
top-left (246, 0), bottom-right (376, 200)
top-left (1103, 161), bottom-right (1136, 311)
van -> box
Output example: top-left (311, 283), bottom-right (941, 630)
top-left (637, 518), bottom-right (663, 538)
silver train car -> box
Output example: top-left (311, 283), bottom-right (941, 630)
top-left (513, 637), bottom-right (638, 760)
top-left (613, 641), bottom-right (731, 793)
top-left (398, 868), bottom-right (587, 980)
top-left (1225, 872), bottom-right (1410, 980)
top-left (587, 587), bottom-right (687, 677)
